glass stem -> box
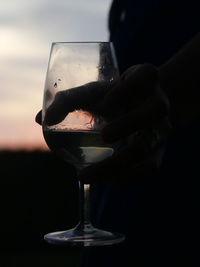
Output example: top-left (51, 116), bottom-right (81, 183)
top-left (75, 170), bottom-right (93, 231)
top-left (79, 181), bottom-right (91, 226)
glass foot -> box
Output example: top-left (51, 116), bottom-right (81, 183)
top-left (44, 225), bottom-right (125, 247)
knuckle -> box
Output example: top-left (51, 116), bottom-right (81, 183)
top-left (156, 88), bottom-right (170, 115)
top-left (142, 63), bottom-right (158, 73)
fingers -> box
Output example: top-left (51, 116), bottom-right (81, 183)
top-left (79, 127), bottom-right (164, 184)
top-left (37, 64), bottom-right (160, 126)
top-left (100, 64), bottom-right (159, 120)
top-left (102, 88), bottom-right (170, 142)
top-left (79, 144), bottom-right (159, 184)
top-left (45, 90), bottom-right (73, 125)
top-left (120, 64), bottom-right (159, 93)
top-left (45, 81), bottom-right (111, 126)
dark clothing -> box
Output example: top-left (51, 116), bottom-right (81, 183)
top-left (82, 0), bottom-right (200, 265)
top-left (109, 0), bottom-right (199, 73)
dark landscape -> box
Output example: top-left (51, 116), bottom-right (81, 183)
top-left (0, 150), bottom-right (81, 266)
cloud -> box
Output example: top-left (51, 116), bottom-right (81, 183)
top-left (0, 0), bottom-right (112, 149)
top-left (0, 0), bottom-right (111, 41)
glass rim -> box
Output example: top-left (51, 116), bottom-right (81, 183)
top-left (52, 41), bottom-right (112, 45)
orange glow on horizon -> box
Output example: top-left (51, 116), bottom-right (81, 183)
top-left (0, 141), bottom-right (49, 151)
top-left (0, 117), bottom-right (48, 151)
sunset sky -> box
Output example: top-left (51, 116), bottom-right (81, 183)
top-left (0, 0), bottom-right (111, 150)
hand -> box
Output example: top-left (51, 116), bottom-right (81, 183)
top-left (36, 64), bottom-right (171, 184)
top-left (35, 81), bottom-right (113, 126)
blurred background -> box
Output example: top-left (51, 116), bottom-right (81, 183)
top-left (0, 0), bottom-right (112, 266)
top-left (0, 0), bottom-right (111, 150)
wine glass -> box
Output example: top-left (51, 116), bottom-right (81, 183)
top-left (42, 42), bottom-right (125, 246)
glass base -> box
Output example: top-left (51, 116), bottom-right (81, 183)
top-left (44, 225), bottom-right (125, 247)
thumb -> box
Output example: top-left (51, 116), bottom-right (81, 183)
top-left (35, 110), bottom-right (42, 125)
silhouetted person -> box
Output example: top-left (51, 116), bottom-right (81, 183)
top-left (36, 0), bottom-right (200, 265)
